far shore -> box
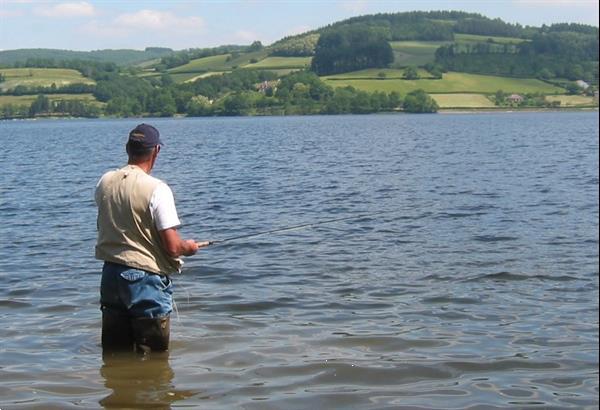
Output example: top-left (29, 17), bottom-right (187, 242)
top-left (1, 106), bottom-right (598, 121)
top-left (438, 106), bottom-right (599, 114)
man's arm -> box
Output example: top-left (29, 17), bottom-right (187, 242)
top-left (152, 183), bottom-right (210, 257)
top-left (159, 228), bottom-right (209, 257)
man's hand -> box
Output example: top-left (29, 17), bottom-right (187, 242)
top-left (182, 239), bottom-right (199, 256)
top-left (160, 228), bottom-right (206, 257)
top-left (196, 241), bottom-right (212, 248)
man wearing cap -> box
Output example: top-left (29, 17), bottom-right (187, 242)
top-left (95, 123), bottom-right (209, 353)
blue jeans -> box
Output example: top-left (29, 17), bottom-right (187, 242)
top-left (100, 262), bottom-right (173, 318)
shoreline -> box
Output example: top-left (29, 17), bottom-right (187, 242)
top-left (438, 107), bottom-right (599, 114)
top-left (1, 106), bottom-right (598, 121)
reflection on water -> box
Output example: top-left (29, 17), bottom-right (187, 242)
top-left (100, 352), bottom-right (194, 409)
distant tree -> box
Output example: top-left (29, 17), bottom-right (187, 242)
top-left (378, 71), bottom-right (387, 80)
top-left (388, 91), bottom-right (402, 109)
top-left (564, 64), bottom-right (584, 81)
top-left (494, 90), bottom-right (506, 105)
top-left (186, 95), bottom-right (212, 116)
top-left (429, 68), bottom-right (443, 79)
top-left (248, 41), bottom-right (264, 52)
top-left (161, 74), bottom-right (174, 87)
top-left (28, 94), bottom-right (50, 116)
top-left (271, 34), bottom-right (320, 57)
top-left (222, 92), bottom-right (251, 116)
top-left (566, 82), bottom-right (583, 95)
top-left (403, 66), bottom-right (419, 80)
top-left (403, 89), bottom-right (438, 113)
top-left (536, 68), bottom-right (553, 80)
top-left (311, 25), bottom-right (394, 75)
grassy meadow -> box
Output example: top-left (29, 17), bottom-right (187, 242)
top-left (431, 93), bottom-right (496, 108)
top-left (545, 94), bottom-right (597, 106)
top-left (454, 33), bottom-right (528, 44)
top-left (322, 71), bottom-right (566, 94)
top-left (390, 41), bottom-right (449, 67)
top-left (242, 56), bottom-right (311, 69)
top-left (0, 68), bottom-right (95, 91)
top-left (162, 52), bottom-right (309, 83)
top-left (0, 93), bottom-right (101, 107)
top-left (168, 54), bottom-right (231, 73)
top-left (324, 68), bottom-right (433, 79)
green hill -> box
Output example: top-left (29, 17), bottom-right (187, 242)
top-left (0, 11), bottom-right (597, 118)
top-left (0, 47), bottom-right (174, 66)
top-left (0, 68), bottom-right (95, 92)
top-left (323, 70), bottom-right (565, 94)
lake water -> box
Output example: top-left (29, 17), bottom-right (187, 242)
top-left (0, 112), bottom-right (598, 409)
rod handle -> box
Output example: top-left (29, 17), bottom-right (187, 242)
top-left (196, 241), bottom-right (214, 248)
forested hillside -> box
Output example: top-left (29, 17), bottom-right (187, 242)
top-left (0, 11), bottom-right (597, 119)
top-left (0, 47), bottom-right (174, 66)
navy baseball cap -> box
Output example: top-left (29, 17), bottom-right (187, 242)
top-left (128, 123), bottom-right (163, 148)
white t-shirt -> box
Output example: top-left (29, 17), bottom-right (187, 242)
top-left (150, 182), bottom-right (181, 231)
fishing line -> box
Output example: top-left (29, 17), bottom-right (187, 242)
top-left (202, 210), bottom-right (392, 246)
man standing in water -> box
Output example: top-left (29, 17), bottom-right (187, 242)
top-left (95, 123), bottom-right (209, 353)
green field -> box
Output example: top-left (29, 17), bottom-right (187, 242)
top-left (0, 68), bottom-right (95, 91)
top-left (169, 54), bottom-right (231, 73)
top-left (324, 68), bottom-right (434, 79)
top-left (323, 71), bottom-right (565, 94)
top-left (181, 71), bottom-right (229, 83)
top-left (454, 33), bottom-right (528, 44)
top-left (242, 56), bottom-right (311, 69)
top-left (390, 41), bottom-right (449, 67)
top-left (545, 94), bottom-right (597, 106)
top-left (431, 93), bottom-right (496, 108)
top-left (166, 49), bottom-right (299, 76)
top-left (0, 93), bottom-right (100, 107)
top-left (388, 34), bottom-right (527, 68)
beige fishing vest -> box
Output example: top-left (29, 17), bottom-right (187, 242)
top-left (95, 165), bottom-right (182, 275)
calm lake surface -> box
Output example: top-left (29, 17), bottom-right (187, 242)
top-left (0, 113), bottom-right (598, 409)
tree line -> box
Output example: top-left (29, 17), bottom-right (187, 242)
top-left (1, 68), bottom-right (439, 119)
top-left (435, 27), bottom-right (599, 82)
top-left (310, 25), bottom-right (394, 75)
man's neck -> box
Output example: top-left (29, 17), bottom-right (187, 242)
top-left (128, 160), bottom-right (153, 174)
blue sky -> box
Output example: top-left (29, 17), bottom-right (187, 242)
top-left (0, 0), bottom-right (598, 51)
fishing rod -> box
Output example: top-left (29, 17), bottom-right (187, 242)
top-left (200, 210), bottom-right (391, 246)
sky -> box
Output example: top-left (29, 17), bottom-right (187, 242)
top-left (0, 0), bottom-right (598, 51)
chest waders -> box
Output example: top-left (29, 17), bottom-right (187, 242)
top-left (102, 309), bottom-right (170, 354)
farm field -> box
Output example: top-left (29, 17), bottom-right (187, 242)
top-left (431, 93), bottom-right (496, 108)
top-left (325, 68), bottom-right (433, 79)
top-left (0, 68), bottom-right (95, 91)
top-left (322, 71), bottom-right (566, 94)
top-left (242, 56), bottom-right (311, 69)
top-left (0, 93), bottom-right (100, 107)
top-left (454, 33), bottom-right (528, 44)
top-left (227, 49), bottom-right (271, 69)
top-left (390, 40), bottom-right (449, 67)
top-left (545, 94), bottom-right (597, 106)
top-left (181, 71), bottom-right (229, 83)
top-left (168, 54), bottom-right (231, 73)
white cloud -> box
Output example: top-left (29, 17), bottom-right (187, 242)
top-left (34, 1), bottom-right (96, 18)
top-left (77, 9), bottom-right (205, 48)
top-left (113, 9), bottom-right (203, 32)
